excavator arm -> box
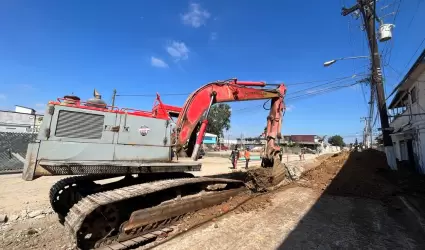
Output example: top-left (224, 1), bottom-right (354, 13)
top-left (174, 78), bottom-right (286, 166)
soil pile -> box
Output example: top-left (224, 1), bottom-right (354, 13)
top-left (244, 165), bottom-right (288, 192)
top-left (299, 150), bottom-right (398, 200)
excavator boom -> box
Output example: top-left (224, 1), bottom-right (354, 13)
top-left (174, 78), bottom-right (286, 164)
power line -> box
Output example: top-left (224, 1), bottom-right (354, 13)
top-left (285, 74), bottom-right (360, 86)
top-left (116, 93), bottom-right (190, 97)
top-left (360, 82), bottom-right (369, 110)
top-left (381, 0), bottom-right (400, 66)
top-left (393, 0), bottom-right (402, 23)
top-left (402, 36), bottom-right (425, 73)
top-left (286, 82), bottom-right (360, 102)
top-left (406, 0), bottom-right (423, 31)
top-left (113, 75), bottom-right (364, 97)
top-left (387, 63), bottom-right (403, 77)
top-left (288, 73), bottom-right (366, 96)
top-left (232, 78), bottom-right (365, 114)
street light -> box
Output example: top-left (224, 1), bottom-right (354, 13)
top-left (323, 56), bottom-right (370, 67)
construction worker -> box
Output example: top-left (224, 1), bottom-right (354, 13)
top-left (300, 147), bottom-right (306, 161)
top-left (244, 147), bottom-right (250, 169)
top-left (229, 145), bottom-right (240, 169)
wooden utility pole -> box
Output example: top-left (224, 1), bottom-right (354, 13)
top-left (360, 117), bottom-right (368, 146)
top-left (111, 89), bottom-right (117, 110)
top-left (367, 85), bottom-right (375, 148)
top-left (342, 0), bottom-right (396, 168)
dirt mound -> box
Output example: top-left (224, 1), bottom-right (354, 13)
top-left (235, 194), bottom-right (272, 213)
top-left (244, 165), bottom-right (288, 192)
top-left (299, 150), bottom-right (398, 200)
top-left (176, 191), bottom-right (272, 232)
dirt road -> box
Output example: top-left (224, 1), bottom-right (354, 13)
top-left (2, 151), bottom-right (423, 250)
top-left (150, 151), bottom-right (425, 250)
top-left (153, 186), bottom-right (423, 250)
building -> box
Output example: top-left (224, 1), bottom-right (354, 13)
top-left (236, 134), bottom-right (321, 149)
top-left (388, 48), bottom-right (425, 173)
top-left (219, 138), bottom-right (238, 145)
top-left (14, 105), bottom-right (36, 115)
top-left (203, 133), bottom-right (218, 144)
top-left (288, 135), bottom-right (320, 145)
top-left (0, 105), bottom-right (44, 133)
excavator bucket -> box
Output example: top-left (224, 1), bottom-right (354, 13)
top-left (245, 155), bottom-right (288, 192)
top-left (271, 155), bottom-right (287, 185)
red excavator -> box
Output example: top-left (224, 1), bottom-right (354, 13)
top-left (22, 78), bottom-right (286, 249)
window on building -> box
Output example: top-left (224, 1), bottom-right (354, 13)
top-left (411, 87), bottom-right (417, 104)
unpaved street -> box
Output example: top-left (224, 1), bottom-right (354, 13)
top-left (153, 151), bottom-right (425, 250)
top-left (0, 154), bottom-right (316, 250)
top-left (1, 151), bottom-right (424, 250)
top-left (154, 185), bottom-right (423, 250)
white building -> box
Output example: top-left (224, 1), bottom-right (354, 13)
top-left (388, 49), bottom-right (425, 174)
top-left (14, 105), bottom-right (36, 114)
top-left (0, 105), bottom-right (43, 133)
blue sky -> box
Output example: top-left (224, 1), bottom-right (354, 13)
top-left (1, 0), bottom-right (424, 142)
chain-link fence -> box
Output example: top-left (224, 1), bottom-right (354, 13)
top-left (0, 132), bottom-right (37, 174)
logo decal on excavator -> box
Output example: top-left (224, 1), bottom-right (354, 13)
top-left (139, 126), bottom-right (150, 136)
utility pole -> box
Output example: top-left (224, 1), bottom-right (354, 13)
top-left (111, 89), bottom-right (117, 110)
top-left (342, 0), bottom-right (396, 169)
top-left (367, 84), bottom-right (375, 148)
top-left (360, 117), bottom-right (368, 147)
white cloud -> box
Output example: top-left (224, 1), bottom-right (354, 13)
top-left (166, 41), bottom-right (189, 61)
top-left (0, 94), bottom-right (6, 100)
top-left (306, 89), bottom-right (318, 94)
top-left (286, 104), bottom-right (295, 112)
top-left (150, 56), bottom-right (169, 68)
top-left (210, 32), bottom-right (218, 41)
top-left (181, 3), bottom-right (210, 28)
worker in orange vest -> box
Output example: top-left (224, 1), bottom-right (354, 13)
top-left (244, 147), bottom-right (250, 169)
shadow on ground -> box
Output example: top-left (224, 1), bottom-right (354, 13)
top-left (278, 150), bottom-right (425, 249)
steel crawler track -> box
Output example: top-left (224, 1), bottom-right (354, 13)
top-left (49, 172), bottom-right (196, 220)
top-left (96, 226), bottom-right (176, 250)
top-left (64, 177), bottom-right (244, 249)
top-left (49, 175), bottom-right (114, 214)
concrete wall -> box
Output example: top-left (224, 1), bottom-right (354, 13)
top-left (319, 145), bottom-right (341, 154)
top-left (0, 111), bottom-right (43, 133)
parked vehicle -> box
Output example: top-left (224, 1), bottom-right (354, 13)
top-left (215, 145), bottom-right (229, 151)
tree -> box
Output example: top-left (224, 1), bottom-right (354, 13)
top-left (206, 104), bottom-right (231, 137)
top-left (375, 134), bottom-right (383, 145)
top-left (328, 135), bottom-right (345, 147)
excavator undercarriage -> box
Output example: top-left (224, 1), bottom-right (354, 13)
top-left (62, 176), bottom-right (245, 249)
top-left (23, 79), bottom-right (287, 249)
